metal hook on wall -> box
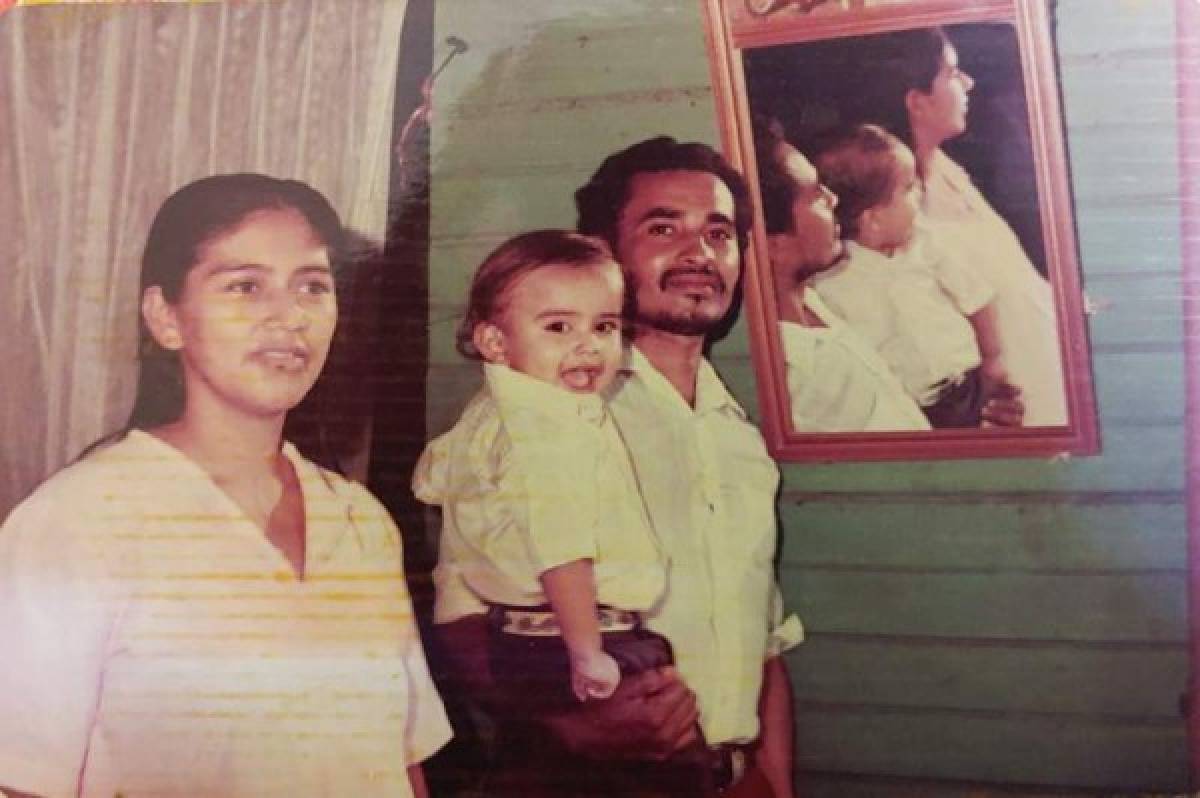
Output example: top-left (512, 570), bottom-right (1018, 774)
top-left (394, 35), bottom-right (469, 186)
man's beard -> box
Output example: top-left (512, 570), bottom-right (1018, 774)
top-left (794, 245), bottom-right (846, 283)
top-left (625, 267), bottom-right (732, 337)
top-left (632, 307), bottom-right (723, 337)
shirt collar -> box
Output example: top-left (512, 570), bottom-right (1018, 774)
top-left (485, 362), bottom-right (607, 426)
top-left (126, 429), bottom-right (357, 564)
top-left (617, 345), bottom-right (746, 420)
top-left (801, 289), bottom-right (843, 330)
top-left (841, 240), bottom-right (894, 271)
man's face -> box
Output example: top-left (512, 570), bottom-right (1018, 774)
top-left (613, 169), bottom-right (740, 337)
top-left (766, 143), bottom-right (843, 283)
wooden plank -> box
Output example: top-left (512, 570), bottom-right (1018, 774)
top-left (787, 635), bottom-right (1187, 719)
top-left (433, 0), bottom-right (709, 109)
top-left (1055, 0), bottom-right (1176, 59)
top-left (428, 99), bottom-right (718, 240)
top-left (1080, 351), bottom-right (1184, 424)
top-left (778, 500), bottom-right (1186, 572)
top-left (424, 364), bottom-right (482, 438)
top-left (430, 174), bottom-right (578, 255)
top-left (433, 91), bottom-right (716, 181)
top-left (1071, 204), bottom-right (1182, 274)
top-left (1065, 129), bottom-right (1182, 203)
top-left (802, 772), bottom-right (1102, 797)
top-left (1084, 273), bottom-right (1184, 351)
top-left (436, 1), bottom-right (710, 108)
top-left (796, 707), bottom-right (1187, 792)
top-left (769, 428), bottom-right (1183, 494)
top-left (1043, 0), bottom-right (1179, 305)
top-left (781, 570), bottom-right (1187, 642)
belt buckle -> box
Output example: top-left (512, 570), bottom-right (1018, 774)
top-left (498, 606), bottom-right (640, 637)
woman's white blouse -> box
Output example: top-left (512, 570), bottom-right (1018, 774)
top-left (921, 149), bottom-right (1069, 426)
top-left (0, 430), bottom-right (450, 798)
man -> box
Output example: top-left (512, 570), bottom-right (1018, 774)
top-left (432, 137), bottom-right (801, 797)
top-left (752, 117), bottom-right (1023, 430)
top-left (752, 117), bottom-right (932, 432)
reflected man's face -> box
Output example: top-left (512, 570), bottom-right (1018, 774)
top-left (766, 142), bottom-right (843, 283)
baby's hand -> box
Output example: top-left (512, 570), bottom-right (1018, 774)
top-left (570, 649), bottom-right (621, 702)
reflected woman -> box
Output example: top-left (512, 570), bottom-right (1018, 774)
top-left (0, 174), bottom-right (450, 798)
top-left (869, 27), bottom-right (1068, 426)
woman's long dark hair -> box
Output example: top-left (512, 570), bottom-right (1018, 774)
top-left (127, 173), bottom-right (345, 430)
top-left (78, 174), bottom-right (346, 463)
top-left (854, 27), bottom-right (950, 149)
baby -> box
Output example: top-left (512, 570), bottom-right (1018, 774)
top-left (809, 123), bottom-right (1015, 427)
top-left (414, 229), bottom-right (668, 705)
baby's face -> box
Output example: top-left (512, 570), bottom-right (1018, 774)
top-left (869, 152), bottom-right (922, 253)
top-left (487, 260), bottom-right (624, 393)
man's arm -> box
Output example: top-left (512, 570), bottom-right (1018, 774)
top-left (541, 666), bottom-right (701, 760)
top-left (981, 379), bottom-right (1025, 428)
top-left (434, 615), bottom-right (700, 759)
top-left (967, 302), bottom-right (1025, 428)
top-left (407, 764), bottom-right (429, 798)
top-left (967, 301), bottom-right (1005, 386)
top-left (753, 656), bottom-right (796, 798)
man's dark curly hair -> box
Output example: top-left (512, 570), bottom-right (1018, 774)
top-left (574, 136), bottom-right (753, 255)
top-left (750, 115), bottom-right (800, 236)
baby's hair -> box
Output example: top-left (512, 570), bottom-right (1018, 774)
top-left (813, 124), bottom-right (911, 239)
top-left (456, 229), bottom-right (617, 360)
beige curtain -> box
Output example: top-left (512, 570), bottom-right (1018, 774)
top-left (0, 0), bottom-right (408, 517)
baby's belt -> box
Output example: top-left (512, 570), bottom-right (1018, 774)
top-left (487, 604), bottom-right (640, 637)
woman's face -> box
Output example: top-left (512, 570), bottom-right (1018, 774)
top-left (145, 207), bottom-right (338, 421)
top-left (908, 43), bottom-right (975, 146)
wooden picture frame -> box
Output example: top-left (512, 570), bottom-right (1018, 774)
top-left (702, 0), bottom-right (1100, 461)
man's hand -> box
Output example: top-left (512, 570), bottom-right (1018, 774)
top-left (980, 370), bottom-right (1025, 428)
top-left (436, 616), bottom-right (701, 760)
top-left (542, 665), bottom-right (700, 761)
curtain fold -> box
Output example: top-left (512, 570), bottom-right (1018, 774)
top-left (0, 0), bottom-right (408, 517)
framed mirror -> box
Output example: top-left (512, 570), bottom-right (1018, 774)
top-left (703, 0), bottom-right (1100, 461)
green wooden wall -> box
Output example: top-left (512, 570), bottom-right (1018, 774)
top-left (427, 0), bottom-right (1189, 792)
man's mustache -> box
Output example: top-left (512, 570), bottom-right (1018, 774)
top-left (659, 267), bottom-right (727, 293)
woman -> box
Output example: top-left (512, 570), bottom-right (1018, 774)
top-left (869, 27), bottom-right (1068, 427)
top-left (0, 174), bottom-right (450, 797)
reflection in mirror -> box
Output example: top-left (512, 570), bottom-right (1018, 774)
top-left (751, 22), bottom-right (1065, 430)
top-left (752, 117), bottom-right (935, 433)
top-left (704, 0), bottom-right (1099, 460)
